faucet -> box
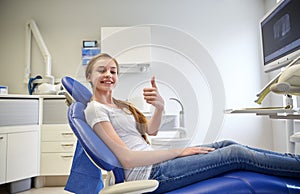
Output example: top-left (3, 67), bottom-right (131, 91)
top-left (169, 98), bottom-right (184, 128)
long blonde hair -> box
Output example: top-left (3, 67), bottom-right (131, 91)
top-left (85, 53), bottom-right (150, 144)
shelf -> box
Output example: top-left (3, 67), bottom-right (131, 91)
top-left (225, 106), bottom-right (295, 115)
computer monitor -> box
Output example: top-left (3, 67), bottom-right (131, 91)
top-left (260, 0), bottom-right (300, 73)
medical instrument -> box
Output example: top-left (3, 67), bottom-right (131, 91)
top-left (260, 0), bottom-right (300, 73)
top-left (231, 56), bottom-right (300, 153)
top-left (255, 56), bottom-right (300, 104)
top-left (270, 60), bottom-right (300, 95)
top-left (25, 19), bottom-right (56, 94)
top-left (256, 0), bottom-right (300, 103)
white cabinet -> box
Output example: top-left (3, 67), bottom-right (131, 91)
top-left (33, 97), bottom-right (76, 188)
top-left (6, 130), bottom-right (39, 182)
top-left (0, 129), bottom-right (39, 184)
top-left (0, 95), bottom-right (75, 188)
top-left (40, 124), bottom-right (76, 175)
top-left (0, 134), bottom-right (7, 184)
top-left (0, 96), bottom-right (39, 185)
top-left (39, 98), bottom-right (76, 176)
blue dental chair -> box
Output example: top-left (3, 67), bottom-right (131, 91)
top-left (62, 76), bottom-right (300, 194)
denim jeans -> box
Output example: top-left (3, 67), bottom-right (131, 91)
top-left (148, 140), bottom-right (300, 193)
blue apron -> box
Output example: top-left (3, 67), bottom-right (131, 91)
top-left (65, 141), bottom-right (103, 194)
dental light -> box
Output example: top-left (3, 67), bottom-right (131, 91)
top-left (255, 56), bottom-right (300, 104)
top-left (270, 62), bottom-right (300, 95)
top-left (25, 19), bottom-right (56, 95)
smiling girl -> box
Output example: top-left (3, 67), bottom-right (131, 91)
top-left (84, 53), bottom-right (300, 193)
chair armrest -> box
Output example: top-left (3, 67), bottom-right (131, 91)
top-left (99, 180), bottom-right (159, 194)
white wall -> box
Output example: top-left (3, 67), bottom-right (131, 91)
top-left (0, 0), bottom-right (278, 149)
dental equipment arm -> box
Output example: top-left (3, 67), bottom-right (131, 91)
top-left (270, 60), bottom-right (300, 95)
top-left (255, 56), bottom-right (300, 104)
top-left (25, 19), bottom-right (54, 85)
top-left (255, 75), bottom-right (279, 104)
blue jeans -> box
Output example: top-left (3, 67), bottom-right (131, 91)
top-left (148, 140), bottom-right (300, 193)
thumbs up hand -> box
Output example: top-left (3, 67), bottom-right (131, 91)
top-left (143, 76), bottom-right (165, 111)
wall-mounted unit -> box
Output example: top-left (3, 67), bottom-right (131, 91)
top-left (118, 63), bottom-right (150, 73)
top-left (81, 40), bottom-right (100, 66)
top-left (101, 27), bottom-right (151, 74)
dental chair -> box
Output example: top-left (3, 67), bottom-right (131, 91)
top-left (62, 76), bottom-right (300, 194)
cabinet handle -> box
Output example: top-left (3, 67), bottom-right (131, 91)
top-left (0, 137), bottom-right (3, 140)
top-left (61, 143), bottom-right (74, 147)
top-left (61, 155), bottom-right (73, 158)
top-left (61, 132), bottom-right (73, 136)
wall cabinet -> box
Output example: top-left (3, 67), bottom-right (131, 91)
top-left (101, 27), bottom-right (151, 73)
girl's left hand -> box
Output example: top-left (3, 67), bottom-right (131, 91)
top-left (143, 76), bottom-right (164, 111)
top-left (178, 147), bottom-right (215, 157)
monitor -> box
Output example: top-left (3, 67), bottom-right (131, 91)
top-left (260, 0), bottom-right (300, 72)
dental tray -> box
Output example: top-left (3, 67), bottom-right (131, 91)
top-left (225, 105), bottom-right (295, 114)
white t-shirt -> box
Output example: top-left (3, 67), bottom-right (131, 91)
top-left (84, 100), bottom-right (153, 181)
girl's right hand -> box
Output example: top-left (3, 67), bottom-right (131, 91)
top-left (178, 147), bottom-right (215, 157)
top-left (143, 76), bottom-right (164, 111)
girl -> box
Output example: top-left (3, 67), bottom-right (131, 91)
top-left (84, 53), bottom-right (300, 193)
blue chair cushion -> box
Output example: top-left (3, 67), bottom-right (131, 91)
top-left (166, 171), bottom-right (300, 194)
top-left (68, 102), bottom-right (125, 183)
top-left (61, 76), bottom-right (92, 105)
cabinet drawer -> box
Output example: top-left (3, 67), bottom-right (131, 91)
top-left (43, 99), bottom-right (68, 124)
top-left (41, 124), bottom-right (76, 141)
top-left (0, 99), bottom-right (38, 126)
top-left (41, 141), bottom-right (76, 153)
top-left (41, 153), bottom-right (73, 176)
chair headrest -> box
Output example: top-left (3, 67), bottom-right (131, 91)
top-left (61, 76), bottom-right (92, 105)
